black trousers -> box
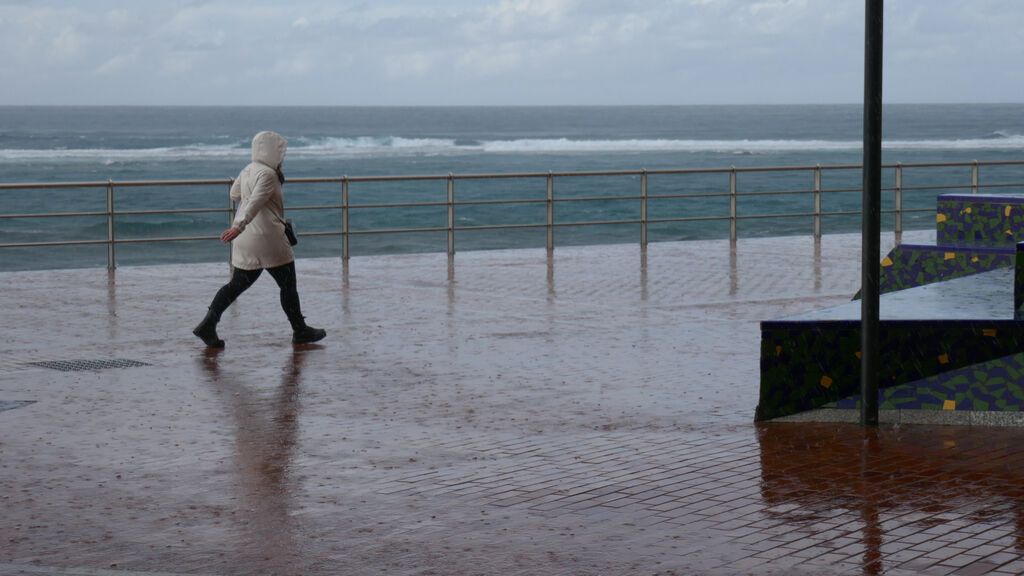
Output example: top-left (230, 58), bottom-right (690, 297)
top-left (208, 262), bottom-right (303, 328)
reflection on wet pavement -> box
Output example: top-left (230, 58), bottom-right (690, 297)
top-left (758, 423), bottom-right (1024, 575)
top-left (7, 232), bottom-right (1024, 574)
top-left (199, 347), bottom-right (313, 576)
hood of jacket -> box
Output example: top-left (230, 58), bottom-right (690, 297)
top-left (251, 131), bottom-right (287, 169)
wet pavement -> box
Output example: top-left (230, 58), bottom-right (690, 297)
top-left (5, 232), bottom-right (1024, 575)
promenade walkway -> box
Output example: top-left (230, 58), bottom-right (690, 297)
top-left (4, 232), bottom-right (1024, 575)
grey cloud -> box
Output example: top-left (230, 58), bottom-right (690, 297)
top-left (0, 0), bottom-right (1021, 105)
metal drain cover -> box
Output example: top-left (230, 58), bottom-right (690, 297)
top-left (27, 359), bottom-right (152, 372)
top-left (0, 401), bottom-right (35, 413)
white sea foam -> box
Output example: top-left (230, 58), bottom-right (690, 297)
top-left (0, 143), bottom-right (247, 161)
top-left (3, 133), bottom-right (1024, 162)
top-left (477, 135), bottom-right (1024, 153)
top-left (295, 137), bottom-right (461, 156)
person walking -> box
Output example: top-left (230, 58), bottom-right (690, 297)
top-left (193, 131), bottom-right (326, 348)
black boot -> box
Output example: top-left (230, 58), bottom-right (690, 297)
top-left (290, 316), bottom-right (326, 344)
top-left (193, 309), bottom-right (225, 348)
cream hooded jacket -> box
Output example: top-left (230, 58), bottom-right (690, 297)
top-left (229, 131), bottom-right (295, 270)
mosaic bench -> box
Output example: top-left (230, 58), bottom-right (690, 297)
top-left (875, 193), bottom-right (1024, 295)
top-left (759, 193), bottom-right (1024, 421)
top-left (937, 193), bottom-right (1024, 248)
top-left (757, 266), bottom-right (1024, 421)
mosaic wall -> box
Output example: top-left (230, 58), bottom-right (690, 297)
top-left (756, 321), bottom-right (1024, 421)
top-left (936, 194), bottom-right (1024, 248)
top-left (871, 245), bottom-right (1011, 296)
top-left (862, 193), bottom-right (1024, 297)
top-left (1017, 243), bottom-right (1024, 318)
top-left (833, 352), bottom-right (1024, 412)
top-left (758, 193), bottom-right (1024, 421)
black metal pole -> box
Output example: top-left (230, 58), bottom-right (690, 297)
top-left (861, 0), bottom-right (883, 427)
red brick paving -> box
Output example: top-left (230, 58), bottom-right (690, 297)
top-left (4, 232), bottom-right (1024, 575)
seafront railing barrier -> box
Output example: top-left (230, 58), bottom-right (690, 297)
top-left (1, 159), bottom-right (1023, 270)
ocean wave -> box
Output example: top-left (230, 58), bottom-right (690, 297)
top-left (0, 143), bottom-right (248, 162)
top-left (3, 133), bottom-right (1024, 162)
top-left (295, 136), bottom-right (461, 156)
top-left (475, 135), bottom-right (1024, 153)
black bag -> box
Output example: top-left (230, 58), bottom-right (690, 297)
top-left (284, 219), bottom-right (298, 246)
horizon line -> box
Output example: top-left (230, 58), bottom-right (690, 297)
top-left (1, 102), bottom-right (1023, 108)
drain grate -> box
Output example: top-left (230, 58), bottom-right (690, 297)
top-left (27, 358), bottom-right (152, 372)
top-left (0, 401), bottom-right (35, 413)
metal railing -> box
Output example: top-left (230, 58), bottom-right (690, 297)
top-left (2, 159), bottom-right (1023, 270)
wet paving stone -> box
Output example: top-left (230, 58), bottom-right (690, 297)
top-left (5, 232), bottom-right (1024, 575)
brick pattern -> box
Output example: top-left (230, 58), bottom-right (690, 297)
top-left (373, 423), bottom-right (1024, 575)
top-left (11, 231), bottom-right (1020, 575)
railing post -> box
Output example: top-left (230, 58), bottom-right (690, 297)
top-left (546, 172), bottom-right (554, 253)
top-left (729, 167), bottom-right (737, 244)
top-left (342, 176), bottom-right (350, 261)
top-left (640, 169), bottom-right (648, 247)
top-left (813, 165), bottom-right (822, 240)
top-left (894, 163), bottom-right (903, 245)
top-left (971, 160), bottom-right (979, 194)
top-left (447, 173), bottom-right (455, 256)
top-left (106, 179), bottom-right (116, 270)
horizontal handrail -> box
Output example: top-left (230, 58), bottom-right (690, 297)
top-left (3, 159), bottom-right (1023, 191)
top-left (0, 210), bottom-right (111, 219)
top-left (2, 158), bottom-right (1023, 270)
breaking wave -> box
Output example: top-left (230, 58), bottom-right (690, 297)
top-left (3, 133), bottom-right (1024, 162)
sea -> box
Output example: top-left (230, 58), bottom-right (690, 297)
top-left (1, 104), bottom-right (1023, 271)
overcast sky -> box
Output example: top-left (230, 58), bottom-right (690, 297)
top-left (1, 0), bottom-right (1022, 106)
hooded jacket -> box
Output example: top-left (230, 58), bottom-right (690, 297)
top-left (229, 131), bottom-right (294, 270)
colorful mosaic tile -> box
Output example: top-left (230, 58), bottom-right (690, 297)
top-left (759, 192), bottom-right (1024, 422)
top-left (1017, 242), bottom-right (1024, 318)
top-left (833, 352), bottom-right (1024, 412)
top-left (870, 244), bottom-right (1011, 296)
top-left (936, 193), bottom-right (1024, 248)
top-left (756, 320), bottom-right (1024, 421)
